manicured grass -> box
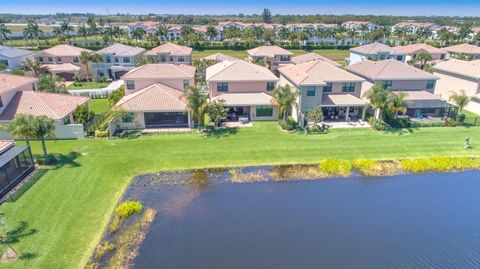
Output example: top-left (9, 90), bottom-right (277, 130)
top-left (6, 25), bottom-right (56, 33)
top-left (67, 82), bottom-right (109, 90)
top-left (88, 99), bottom-right (110, 115)
top-left (192, 48), bottom-right (349, 61)
top-left (462, 109), bottom-right (480, 117)
top-left (2, 122), bottom-right (480, 268)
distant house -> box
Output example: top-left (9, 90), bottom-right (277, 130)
top-left (0, 140), bottom-right (34, 200)
top-left (433, 59), bottom-right (480, 99)
top-left (349, 42), bottom-right (405, 65)
top-left (341, 21), bottom-right (378, 34)
top-left (115, 64), bottom-right (196, 130)
top-left (347, 59), bottom-right (448, 118)
top-left (393, 43), bottom-right (448, 63)
top-left (443, 44), bottom-right (480, 60)
top-left (291, 52), bottom-right (342, 67)
top-left (247, 45), bottom-right (293, 71)
top-left (392, 22), bottom-right (438, 39)
top-left (278, 60), bottom-right (367, 126)
top-left (145, 42), bottom-right (192, 64)
top-left (0, 73), bottom-right (89, 139)
top-left (206, 59), bottom-right (279, 121)
top-left (93, 43), bottom-right (145, 80)
top-left (201, 53), bottom-right (237, 63)
top-left (0, 45), bottom-right (34, 70)
top-left (34, 44), bottom-right (91, 81)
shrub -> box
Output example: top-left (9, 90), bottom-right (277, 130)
top-left (279, 116), bottom-right (298, 131)
top-left (94, 241), bottom-right (116, 260)
top-left (445, 118), bottom-right (457, 127)
top-left (119, 130), bottom-right (141, 139)
top-left (457, 113), bottom-right (466, 124)
top-left (389, 117), bottom-right (410, 128)
top-left (319, 159), bottom-right (352, 177)
top-left (368, 117), bottom-right (387, 131)
top-left (115, 200), bottom-right (143, 219)
top-left (352, 159), bottom-right (378, 175)
top-left (401, 156), bottom-right (480, 173)
top-left (95, 130), bottom-right (109, 138)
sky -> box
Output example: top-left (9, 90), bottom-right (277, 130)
top-left (2, 0), bottom-right (480, 16)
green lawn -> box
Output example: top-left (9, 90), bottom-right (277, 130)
top-left (462, 109), bottom-right (480, 118)
top-left (1, 122), bottom-right (480, 269)
top-left (192, 48), bottom-right (349, 61)
top-left (88, 99), bottom-right (110, 115)
top-left (67, 82), bottom-right (109, 90)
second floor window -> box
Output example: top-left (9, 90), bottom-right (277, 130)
top-left (280, 55), bottom-right (290, 61)
top-left (342, 83), bottom-right (355, 92)
top-left (426, 80), bottom-right (435, 90)
top-left (126, 80), bottom-right (135, 90)
top-left (323, 83), bottom-right (332, 92)
top-left (217, 82), bottom-right (228, 92)
top-left (48, 57), bottom-right (53, 63)
top-left (115, 57), bottom-right (119, 63)
top-left (56, 57), bottom-right (62, 62)
top-left (73, 57), bottom-right (79, 63)
top-left (160, 55), bottom-right (167, 62)
top-left (123, 57), bottom-right (131, 63)
top-left (267, 82), bottom-right (275, 91)
top-left (38, 57), bottom-right (43, 62)
top-left (306, 86), bottom-right (316, 96)
top-left (106, 56), bottom-right (111, 63)
top-left (183, 80), bottom-right (189, 90)
top-left (178, 56), bottom-right (185, 62)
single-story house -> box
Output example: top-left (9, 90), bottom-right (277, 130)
top-left (0, 45), bottom-right (34, 70)
top-left (443, 44), bottom-right (480, 60)
top-left (394, 43), bottom-right (448, 63)
top-left (201, 53), bottom-right (237, 63)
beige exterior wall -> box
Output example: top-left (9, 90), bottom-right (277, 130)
top-left (405, 50), bottom-right (447, 62)
top-left (0, 120), bottom-right (84, 139)
top-left (387, 79), bottom-right (436, 92)
top-left (149, 54), bottom-right (192, 64)
top-left (124, 77), bottom-right (194, 93)
top-left (250, 106), bottom-right (279, 121)
top-left (329, 82), bottom-right (363, 97)
top-left (35, 53), bottom-right (81, 65)
top-left (433, 70), bottom-right (480, 99)
top-left (208, 81), bottom-right (276, 97)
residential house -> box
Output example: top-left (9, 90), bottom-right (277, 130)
top-left (392, 22), bottom-right (439, 39)
top-left (347, 59), bottom-right (448, 118)
top-left (341, 21), bottom-right (378, 34)
top-left (0, 140), bottom-right (34, 200)
top-left (433, 59), bottom-right (480, 99)
top-left (93, 43), bottom-right (145, 80)
top-left (201, 53), bottom-right (237, 63)
top-left (443, 44), bottom-right (480, 60)
top-left (0, 45), bottom-right (34, 70)
top-left (34, 44), bottom-right (91, 80)
top-left (394, 43), bottom-right (448, 63)
top-left (278, 60), bottom-right (367, 126)
top-left (145, 42), bottom-right (192, 64)
top-left (115, 64), bottom-right (196, 129)
top-left (291, 52), bottom-right (342, 67)
top-left (0, 73), bottom-right (89, 139)
top-left (247, 45), bottom-right (293, 70)
top-left (206, 59), bottom-right (279, 121)
top-left (349, 42), bottom-right (405, 65)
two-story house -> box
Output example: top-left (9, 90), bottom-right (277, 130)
top-left (34, 44), bottom-right (91, 81)
top-left (206, 59), bottom-right (279, 121)
top-left (93, 43), bottom-right (145, 80)
top-left (443, 44), bottom-right (480, 60)
top-left (247, 45), bottom-right (293, 71)
top-left (0, 73), bottom-right (89, 139)
top-left (115, 64), bottom-right (196, 129)
top-left (278, 60), bottom-right (367, 127)
top-left (394, 43), bottom-right (448, 64)
top-left (347, 59), bottom-right (448, 118)
top-left (0, 45), bottom-right (34, 70)
top-left (144, 42), bottom-right (192, 64)
top-left (349, 42), bottom-right (406, 65)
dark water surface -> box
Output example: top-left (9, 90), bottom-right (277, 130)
top-left (131, 170), bottom-right (480, 269)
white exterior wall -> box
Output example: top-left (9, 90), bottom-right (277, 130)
top-left (0, 54), bottom-right (33, 69)
top-left (349, 52), bottom-right (367, 65)
top-left (433, 70), bottom-right (480, 99)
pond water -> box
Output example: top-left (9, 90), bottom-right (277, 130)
top-left (129, 169), bottom-right (480, 269)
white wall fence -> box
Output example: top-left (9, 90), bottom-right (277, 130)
top-left (69, 88), bottom-right (115, 98)
top-left (0, 123), bottom-right (84, 140)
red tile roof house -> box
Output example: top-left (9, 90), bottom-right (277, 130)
top-left (33, 44), bottom-right (92, 81)
top-left (206, 59), bottom-right (279, 121)
top-left (92, 43), bottom-right (145, 80)
top-left (115, 64), bottom-right (196, 130)
top-left (443, 44), bottom-right (480, 60)
top-left (278, 60), bottom-right (367, 127)
top-left (145, 42), bottom-right (192, 65)
top-left (348, 42), bottom-right (406, 65)
top-left (393, 44), bottom-right (448, 64)
top-left (247, 45), bottom-right (293, 71)
top-left (0, 73), bottom-right (89, 139)
top-left (347, 59), bottom-right (448, 118)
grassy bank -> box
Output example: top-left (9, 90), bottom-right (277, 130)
top-left (1, 122), bottom-right (480, 268)
top-left (88, 99), bottom-right (110, 115)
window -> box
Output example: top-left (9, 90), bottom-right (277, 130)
top-left (267, 82), bottom-right (275, 91)
top-left (420, 108), bottom-right (436, 114)
top-left (123, 57), bottom-right (130, 63)
top-left (217, 82), bottom-right (228, 92)
top-left (48, 57), bottom-right (53, 63)
top-left (160, 55), bottom-right (167, 62)
top-left (323, 83), bottom-right (332, 92)
top-left (426, 80), bottom-right (435, 90)
top-left (56, 57), bottom-right (62, 62)
top-left (382, 80), bottom-right (393, 89)
top-left (177, 56), bottom-right (186, 62)
top-left (183, 80), bottom-right (189, 90)
top-left (115, 57), bottom-right (119, 63)
top-left (0, 59), bottom-right (8, 67)
top-left (170, 56), bottom-right (174, 62)
top-left (396, 55), bottom-right (403, 61)
top-left (73, 57), bottom-right (79, 63)
top-left (342, 83), bottom-right (355, 92)
top-left (280, 55), bottom-right (290, 61)
top-left (38, 57), bottom-right (44, 62)
top-left (63, 116), bottom-right (71, 125)
top-left (440, 54), bottom-right (446, 60)
top-left (256, 106), bottom-right (273, 117)
top-left (0, 96), bottom-right (3, 108)
top-left (106, 56), bottom-right (111, 63)
top-left (126, 80), bottom-right (135, 90)
top-left (306, 86), bottom-right (316, 96)
top-left (122, 112), bottom-right (135, 122)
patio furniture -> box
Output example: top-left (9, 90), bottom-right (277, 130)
top-left (239, 115), bottom-right (249, 124)
top-left (359, 119), bottom-right (365, 125)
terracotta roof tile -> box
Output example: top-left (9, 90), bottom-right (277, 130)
top-left (347, 59), bottom-right (438, 81)
top-left (98, 43), bottom-right (145, 56)
top-left (40, 44), bottom-right (91, 57)
top-left (206, 59), bottom-right (278, 82)
top-left (201, 53), bottom-right (237, 62)
top-left (291, 52), bottom-right (341, 67)
top-left (116, 83), bottom-right (187, 112)
top-left (247, 46), bottom-right (293, 57)
top-left (433, 59), bottom-right (480, 80)
top-left (350, 42), bottom-right (403, 55)
top-left (443, 44), bottom-right (480, 55)
top-left (121, 63), bottom-right (196, 79)
top-left (0, 74), bottom-right (37, 94)
top-left (394, 43), bottom-right (447, 55)
top-left (145, 42), bottom-right (192, 56)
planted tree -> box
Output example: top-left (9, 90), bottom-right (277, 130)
top-left (363, 82), bottom-right (389, 119)
top-left (449, 90), bottom-right (470, 112)
top-left (32, 116), bottom-right (55, 162)
top-left (22, 22), bottom-right (43, 47)
top-left (306, 105), bottom-right (324, 123)
top-left (272, 84), bottom-right (299, 120)
top-left (79, 51), bottom-right (103, 81)
top-left (21, 58), bottom-right (49, 77)
top-left (0, 23), bottom-right (12, 45)
top-left (415, 52), bottom-right (433, 69)
top-left (207, 100), bottom-right (227, 127)
top-left (107, 85), bottom-right (125, 107)
top-left (73, 105), bottom-right (95, 126)
top-left (8, 114), bottom-right (36, 146)
top-left (184, 85), bottom-right (208, 131)
top-left (37, 74), bottom-right (66, 93)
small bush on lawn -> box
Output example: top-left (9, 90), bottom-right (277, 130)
top-left (120, 130), bottom-right (141, 139)
top-left (95, 130), bottom-right (109, 138)
top-left (368, 117), bottom-right (387, 131)
top-left (279, 116), bottom-right (298, 131)
top-left (319, 159), bottom-right (352, 177)
top-left (352, 159), bottom-right (378, 175)
top-left (115, 200), bottom-right (143, 219)
top-left (36, 154), bottom-right (57, 165)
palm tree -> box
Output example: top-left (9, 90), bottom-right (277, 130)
top-left (88, 21), bottom-right (101, 39)
top-left (271, 85), bottom-right (299, 120)
top-left (386, 91), bottom-right (408, 119)
top-left (0, 23), bottom-right (12, 44)
top-left (77, 24), bottom-right (89, 40)
top-left (113, 26), bottom-right (124, 42)
top-left (449, 90), bottom-right (470, 112)
top-left (8, 114), bottom-right (36, 146)
top-left (32, 115), bottom-right (55, 161)
top-left (23, 22), bottom-right (43, 47)
top-left (130, 27), bottom-right (146, 42)
top-left (205, 25), bottom-right (218, 42)
top-left (52, 27), bottom-right (64, 41)
top-left (21, 58), bottom-right (49, 77)
top-left (278, 27), bottom-right (291, 41)
top-left (180, 25), bottom-right (194, 45)
top-left (437, 27), bottom-right (452, 46)
top-left (415, 52), bottom-right (433, 69)
top-left (184, 85), bottom-right (208, 131)
top-left (79, 51), bottom-right (102, 81)
top-left (37, 74), bottom-right (66, 92)
top-left (363, 82), bottom-right (389, 119)
top-left (103, 25), bottom-right (117, 43)
top-left (155, 24), bottom-right (171, 41)
top-left (60, 21), bottom-right (74, 41)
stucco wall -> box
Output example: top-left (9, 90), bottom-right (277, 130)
top-left (388, 79), bottom-right (436, 92)
top-left (124, 78), bottom-right (194, 93)
top-left (249, 106), bottom-right (279, 121)
top-left (433, 70), bottom-right (480, 98)
top-left (208, 81), bottom-right (276, 97)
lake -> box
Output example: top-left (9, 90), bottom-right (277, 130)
top-left (129, 170), bottom-right (480, 269)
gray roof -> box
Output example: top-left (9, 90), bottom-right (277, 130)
top-left (0, 45), bottom-right (34, 58)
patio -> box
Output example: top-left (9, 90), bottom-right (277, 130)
top-left (323, 120), bottom-right (371, 128)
